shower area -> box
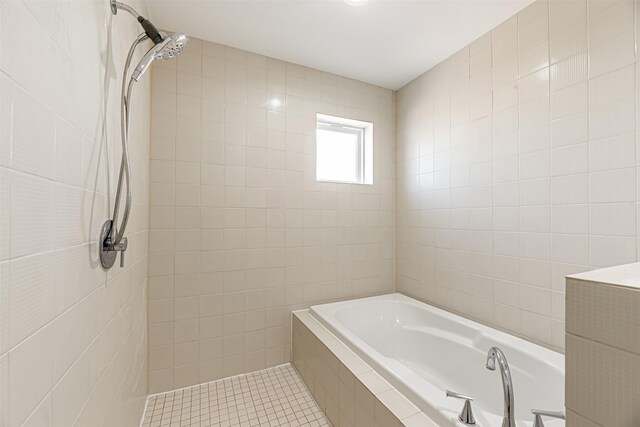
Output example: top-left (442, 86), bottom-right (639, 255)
top-left (0, 0), bottom-right (156, 425)
top-left (0, 0), bottom-right (395, 424)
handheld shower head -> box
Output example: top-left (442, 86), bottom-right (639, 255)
top-left (111, 1), bottom-right (189, 81)
top-left (131, 33), bottom-right (189, 81)
top-left (102, 2), bottom-right (190, 270)
top-left (156, 33), bottom-right (189, 60)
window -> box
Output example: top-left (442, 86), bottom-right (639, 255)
top-left (316, 114), bottom-right (373, 184)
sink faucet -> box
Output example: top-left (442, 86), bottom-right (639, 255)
top-left (486, 347), bottom-right (516, 427)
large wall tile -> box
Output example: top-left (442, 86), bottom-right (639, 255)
top-left (0, 0), bottom-right (150, 425)
top-left (396, 0), bottom-right (640, 351)
top-left (148, 38), bottom-right (396, 392)
top-left (566, 333), bottom-right (640, 425)
top-left (567, 278), bottom-right (640, 354)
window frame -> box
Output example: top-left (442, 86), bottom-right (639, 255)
top-left (316, 121), bottom-right (364, 184)
top-left (315, 113), bottom-right (373, 185)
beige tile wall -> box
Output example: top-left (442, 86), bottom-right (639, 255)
top-left (566, 276), bottom-right (640, 426)
top-left (0, 0), bottom-right (151, 425)
top-left (148, 37), bottom-right (396, 392)
top-left (395, 0), bottom-right (640, 350)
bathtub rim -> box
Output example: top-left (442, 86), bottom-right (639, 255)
top-left (310, 292), bottom-right (564, 369)
top-left (309, 292), bottom-right (565, 427)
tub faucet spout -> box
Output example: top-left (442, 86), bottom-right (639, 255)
top-left (486, 347), bottom-right (516, 427)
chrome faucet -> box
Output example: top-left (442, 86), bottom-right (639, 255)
top-left (486, 347), bottom-right (516, 427)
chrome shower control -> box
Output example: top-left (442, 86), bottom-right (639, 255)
top-left (446, 390), bottom-right (476, 425)
top-left (103, 1), bottom-right (188, 271)
top-left (532, 409), bottom-right (565, 427)
top-left (100, 220), bottom-right (128, 269)
top-left (116, 237), bottom-right (128, 267)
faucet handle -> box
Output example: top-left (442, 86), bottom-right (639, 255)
top-left (117, 237), bottom-right (128, 267)
top-left (446, 390), bottom-right (476, 426)
top-left (532, 409), bottom-right (565, 427)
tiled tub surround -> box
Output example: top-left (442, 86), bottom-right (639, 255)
top-left (0, 0), bottom-right (151, 426)
top-left (141, 364), bottom-right (330, 427)
top-left (292, 310), bottom-right (437, 427)
top-left (396, 0), bottom-right (640, 351)
top-left (565, 263), bottom-right (640, 426)
top-left (309, 293), bottom-right (564, 426)
top-left (148, 37), bottom-right (396, 392)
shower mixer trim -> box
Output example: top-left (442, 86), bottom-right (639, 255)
top-left (100, 1), bottom-right (188, 269)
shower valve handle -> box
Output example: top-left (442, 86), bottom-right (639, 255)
top-left (114, 237), bottom-right (128, 267)
top-left (446, 390), bottom-right (476, 425)
top-left (99, 220), bottom-right (129, 269)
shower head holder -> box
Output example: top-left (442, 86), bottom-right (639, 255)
top-left (111, 0), bottom-right (164, 44)
top-left (103, 0), bottom-right (188, 270)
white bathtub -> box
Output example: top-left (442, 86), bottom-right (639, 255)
top-left (310, 293), bottom-right (564, 427)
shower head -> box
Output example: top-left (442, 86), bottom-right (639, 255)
top-left (111, 1), bottom-right (189, 81)
top-left (156, 33), bottom-right (189, 60)
top-left (102, 1), bottom-right (189, 270)
top-left (131, 33), bottom-right (189, 81)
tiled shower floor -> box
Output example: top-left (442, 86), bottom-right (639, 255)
top-left (141, 364), bottom-right (331, 427)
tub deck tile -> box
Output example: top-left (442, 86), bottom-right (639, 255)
top-left (402, 412), bottom-right (439, 427)
top-left (377, 389), bottom-right (421, 420)
top-left (293, 310), bottom-right (439, 427)
top-left (355, 370), bottom-right (392, 396)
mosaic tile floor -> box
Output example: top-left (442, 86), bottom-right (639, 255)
top-left (141, 364), bottom-right (331, 427)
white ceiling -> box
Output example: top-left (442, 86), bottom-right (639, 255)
top-left (147, 0), bottom-right (534, 90)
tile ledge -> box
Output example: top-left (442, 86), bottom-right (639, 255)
top-left (402, 411), bottom-right (440, 427)
top-left (293, 309), bottom-right (438, 426)
top-left (567, 262), bottom-right (640, 290)
top-left (378, 388), bottom-right (421, 420)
